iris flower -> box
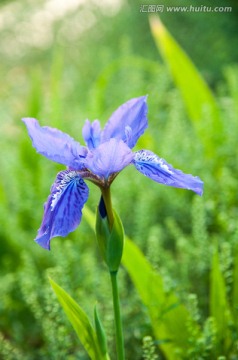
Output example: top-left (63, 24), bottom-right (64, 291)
top-left (22, 96), bottom-right (203, 250)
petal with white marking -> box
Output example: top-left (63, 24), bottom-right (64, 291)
top-left (35, 170), bottom-right (89, 250)
top-left (133, 150), bottom-right (203, 195)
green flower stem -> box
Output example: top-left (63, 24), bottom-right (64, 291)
top-left (101, 187), bottom-right (114, 230)
top-left (110, 271), bottom-right (125, 360)
top-left (99, 186), bottom-right (125, 358)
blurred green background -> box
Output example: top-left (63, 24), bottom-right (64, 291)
top-left (1, 0), bottom-right (238, 359)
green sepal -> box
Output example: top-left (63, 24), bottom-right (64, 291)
top-left (96, 207), bottom-right (124, 272)
top-left (94, 305), bottom-right (108, 356)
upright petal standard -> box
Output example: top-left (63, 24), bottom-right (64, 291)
top-left (86, 138), bottom-right (134, 179)
top-left (102, 96), bottom-right (148, 148)
top-left (22, 95), bottom-right (203, 250)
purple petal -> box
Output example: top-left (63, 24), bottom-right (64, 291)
top-left (22, 118), bottom-right (87, 169)
top-left (102, 96), bottom-right (148, 149)
top-left (82, 119), bottom-right (101, 149)
top-left (35, 170), bottom-right (89, 250)
top-left (133, 150), bottom-right (203, 195)
top-left (86, 138), bottom-right (133, 178)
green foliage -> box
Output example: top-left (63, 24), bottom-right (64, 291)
top-left (149, 16), bottom-right (222, 160)
top-left (142, 336), bottom-right (159, 360)
top-left (49, 278), bottom-right (109, 360)
top-left (210, 250), bottom-right (232, 354)
top-left (94, 306), bottom-right (109, 357)
top-left (1, 4), bottom-right (238, 359)
top-left (122, 236), bottom-right (192, 359)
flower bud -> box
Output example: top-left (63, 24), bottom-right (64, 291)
top-left (96, 196), bottom-right (124, 273)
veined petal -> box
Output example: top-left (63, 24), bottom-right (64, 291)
top-left (35, 170), bottom-right (89, 250)
top-left (22, 118), bottom-right (87, 169)
top-left (82, 119), bottom-right (101, 149)
top-left (133, 150), bottom-right (204, 195)
top-left (102, 96), bottom-right (148, 149)
top-left (86, 138), bottom-right (133, 179)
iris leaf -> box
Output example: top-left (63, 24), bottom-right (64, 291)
top-left (210, 250), bottom-right (232, 353)
top-left (232, 245), bottom-right (238, 313)
top-left (149, 16), bottom-right (222, 159)
top-left (49, 277), bottom-right (109, 360)
top-left (83, 206), bottom-right (199, 358)
top-left (122, 236), bottom-right (192, 359)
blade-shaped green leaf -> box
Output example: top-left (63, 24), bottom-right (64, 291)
top-left (210, 250), bottom-right (232, 352)
top-left (232, 245), bottom-right (238, 313)
top-left (83, 206), bottom-right (198, 359)
top-left (49, 277), bottom-right (109, 360)
top-left (122, 237), bottom-right (193, 360)
top-left (94, 305), bottom-right (109, 357)
top-left (149, 16), bottom-right (222, 158)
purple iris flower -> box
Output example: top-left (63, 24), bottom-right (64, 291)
top-left (22, 96), bottom-right (203, 250)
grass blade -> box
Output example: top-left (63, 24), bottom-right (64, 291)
top-left (149, 16), bottom-right (222, 158)
top-left (210, 250), bottom-right (232, 353)
top-left (49, 277), bottom-right (109, 360)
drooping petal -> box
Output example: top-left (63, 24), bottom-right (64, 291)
top-left (35, 170), bottom-right (89, 250)
top-left (82, 119), bottom-right (101, 149)
top-left (133, 150), bottom-right (204, 195)
top-left (22, 118), bottom-right (87, 169)
top-left (102, 96), bottom-right (148, 149)
top-left (86, 138), bottom-right (133, 179)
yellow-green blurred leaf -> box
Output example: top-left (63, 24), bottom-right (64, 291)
top-left (149, 16), bottom-right (222, 158)
top-left (232, 245), bottom-right (238, 313)
top-left (210, 250), bottom-right (232, 352)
